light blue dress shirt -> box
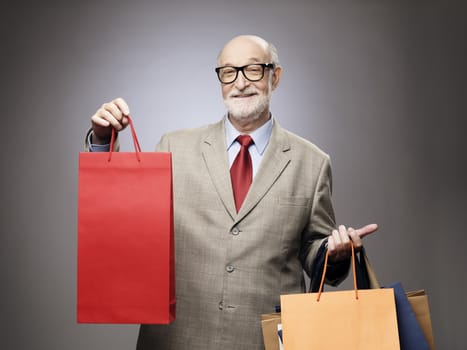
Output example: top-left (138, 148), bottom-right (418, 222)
top-left (88, 133), bottom-right (111, 152)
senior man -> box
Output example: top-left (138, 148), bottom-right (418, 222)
top-left (87, 35), bottom-right (377, 350)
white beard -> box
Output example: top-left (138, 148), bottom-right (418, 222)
top-left (224, 88), bottom-right (271, 122)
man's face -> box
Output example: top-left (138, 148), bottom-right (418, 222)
top-left (218, 38), bottom-right (280, 122)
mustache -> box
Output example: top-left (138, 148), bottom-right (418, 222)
top-left (227, 88), bottom-right (259, 98)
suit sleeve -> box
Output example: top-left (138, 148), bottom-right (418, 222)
top-left (156, 133), bottom-right (170, 152)
top-left (300, 155), bottom-right (350, 287)
top-left (83, 128), bottom-right (120, 152)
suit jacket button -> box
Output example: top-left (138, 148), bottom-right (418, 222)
top-left (231, 227), bottom-right (240, 235)
top-left (226, 265), bottom-right (235, 273)
top-left (218, 301), bottom-right (224, 310)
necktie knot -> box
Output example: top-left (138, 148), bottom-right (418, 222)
top-left (236, 134), bottom-right (254, 148)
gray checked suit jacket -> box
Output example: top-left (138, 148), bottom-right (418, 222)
top-left (135, 118), bottom-right (345, 350)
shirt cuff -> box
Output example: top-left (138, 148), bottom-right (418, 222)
top-left (87, 131), bottom-right (110, 152)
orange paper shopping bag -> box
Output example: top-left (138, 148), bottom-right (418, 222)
top-left (77, 116), bottom-right (175, 324)
top-left (280, 245), bottom-right (400, 349)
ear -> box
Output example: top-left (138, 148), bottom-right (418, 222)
top-left (271, 66), bottom-right (283, 90)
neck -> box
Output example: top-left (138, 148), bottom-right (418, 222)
top-left (228, 108), bottom-right (271, 133)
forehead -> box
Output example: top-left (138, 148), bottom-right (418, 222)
top-left (219, 38), bottom-right (270, 66)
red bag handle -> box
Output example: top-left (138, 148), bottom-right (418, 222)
top-left (316, 243), bottom-right (358, 301)
top-left (108, 115), bottom-right (141, 162)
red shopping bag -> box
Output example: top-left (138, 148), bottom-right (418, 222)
top-left (77, 116), bottom-right (175, 324)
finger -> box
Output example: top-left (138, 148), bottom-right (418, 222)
top-left (95, 108), bottom-right (124, 131)
top-left (330, 228), bottom-right (348, 255)
top-left (328, 227), bottom-right (352, 262)
top-left (338, 225), bottom-right (351, 246)
top-left (348, 227), bottom-right (363, 249)
top-left (120, 115), bottom-right (130, 127)
top-left (327, 230), bottom-right (339, 255)
top-left (113, 97), bottom-right (130, 116)
top-left (356, 223), bottom-right (378, 239)
top-left (338, 225), bottom-right (352, 258)
top-left (332, 229), bottom-right (342, 248)
top-left (327, 235), bottom-right (336, 253)
top-left (102, 102), bottom-right (125, 123)
top-left (91, 113), bottom-right (110, 127)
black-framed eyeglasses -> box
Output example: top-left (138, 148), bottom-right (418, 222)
top-left (215, 63), bottom-right (275, 84)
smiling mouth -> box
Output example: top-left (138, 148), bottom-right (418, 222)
top-left (231, 93), bottom-right (257, 98)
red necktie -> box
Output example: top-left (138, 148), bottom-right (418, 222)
top-left (230, 135), bottom-right (254, 212)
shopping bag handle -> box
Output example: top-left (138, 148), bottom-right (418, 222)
top-left (317, 244), bottom-right (358, 301)
top-left (108, 115), bottom-right (142, 162)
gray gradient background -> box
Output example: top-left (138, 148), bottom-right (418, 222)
top-left (1, 0), bottom-right (466, 349)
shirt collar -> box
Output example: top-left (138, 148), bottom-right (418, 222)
top-left (225, 115), bottom-right (274, 155)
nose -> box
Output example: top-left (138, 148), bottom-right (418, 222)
top-left (234, 70), bottom-right (250, 90)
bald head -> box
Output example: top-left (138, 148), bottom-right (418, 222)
top-left (217, 35), bottom-right (279, 67)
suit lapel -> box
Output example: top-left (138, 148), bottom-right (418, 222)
top-left (201, 119), bottom-right (292, 223)
top-left (201, 121), bottom-right (237, 220)
top-left (236, 122), bottom-right (291, 221)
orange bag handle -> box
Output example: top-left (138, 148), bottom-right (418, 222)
top-left (316, 243), bottom-right (358, 301)
top-left (108, 115), bottom-right (142, 162)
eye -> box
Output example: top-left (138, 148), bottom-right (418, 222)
top-left (222, 67), bottom-right (236, 77)
top-left (246, 65), bottom-right (262, 74)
